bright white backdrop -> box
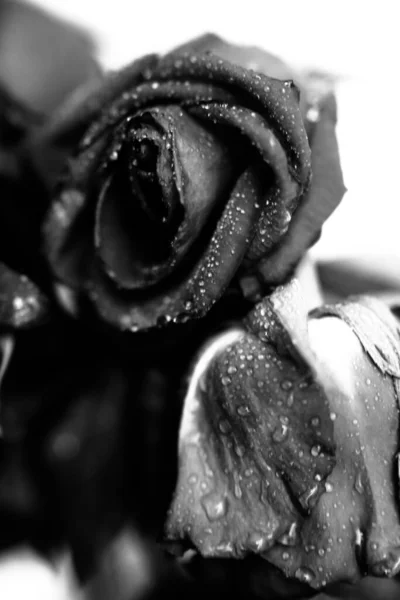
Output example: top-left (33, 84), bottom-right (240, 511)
top-left (0, 1), bottom-right (400, 598)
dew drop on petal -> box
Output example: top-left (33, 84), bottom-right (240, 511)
top-left (311, 444), bottom-right (321, 457)
top-left (280, 380), bottom-right (293, 391)
top-left (184, 300), bottom-right (193, 311)
top-left (354, 471), bottom-right (364, 494)
top-left (295, 567), bottom-right (315, 583)
top-left (248, 532), bottom-right (271, 553)
top-left (219, 420), bottom-right (231, 435)
top-left (235, 445), bottom-right (246, 457)
top-left (272, 422), bottom-right (288, 442)
top-left (237, 405), bottom-right (250, 417)
top-left (201, 493), bottom-right (228, 522)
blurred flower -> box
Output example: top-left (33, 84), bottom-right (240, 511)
top-left (0, 0), bottom-right (99, 114)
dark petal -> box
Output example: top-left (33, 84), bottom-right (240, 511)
top-left (142, 53), bottom-right (310, 184)
top-left (40, 83), bottom-right (235, 284)
top-left (172, 33), bottom-right (296, 81)
top-left (0, 263), bottom-right (50, 329)
top-left (95, 107), bottom-right (236, 289)
top-left (78, 51), bottom-right (310, 186)
top-left (189, 103), bottom-right (301, 261)
top-left (0, 0), bottom-right (99, 114)
top-left (77, 79), bottom-right (234, 156)
top-left (86, 168), bottom-right (263, 331)
top-left (255, 92), bottom-right (346, 286)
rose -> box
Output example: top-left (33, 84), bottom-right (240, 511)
top-left (36, 34), bottom-right (345, 333)
top-left (165, 281), bottom-right (400, 593)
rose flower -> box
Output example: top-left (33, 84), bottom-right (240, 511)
top-left (31, 35), bottom-right (345, 333)
top-left (165, 280), bottom-right (400, 596)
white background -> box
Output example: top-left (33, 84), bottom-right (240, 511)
top-left (1, 1), bottom-right (400, 598)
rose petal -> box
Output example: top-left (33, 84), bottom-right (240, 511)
top-left (166, 283), bottom-right (400, 589)
top-left (95, 106), bottom-right (237, 289)
top-left (257, 92), bottom-right (346, 285)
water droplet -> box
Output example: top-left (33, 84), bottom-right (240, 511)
top-left (330, 412), bottom-right (337, 421)
top-left (354, 472), bottom-right (364, 494)
top-left (221, 376), bottom-right (231, 386)
top-left (234, 482), bottom-right (242, 499)
top-left (278, 522), bottom-right (298, 546)
top-left (227, 365), bottom-right (237, 375)
top-left (282, 551), bottom-right (290, 561)
top-left (219, 420), bottom-right (231, 435)
top-left (318, 548), bottom-right (325, 557)
top-left (188, 474), bottom-right (198, 485)
top-left (311, 445), bottom-right (321, 457)
top-left (287, 392), bottom-right (294, 407)
top-left (280, 380), bottom-right (293, 391)
top-left (310, 417), bottom-right (320, 428)
top-left (199, 376), bottom-right (207, 392)
top-left (157, 314), bottom-right (172, 326)
top-left (201, 493), bottom-right (228, 522)
top-left (235, 445), bottom-right (245, 457)
top-left (248, 532), bottom-right (270, 552)
top-left (366, 378), bottom-right (371, 386)
top-left (371, 542), bottom-right (378, 551)
top-left (295, 567), bottom-right (315, 583)
top-left (325, 482), bottom-right (334, 493)
top-left (355, 529), bottom-right (363, 546)
top-left (237, 405), bottom-right (250, 417)
top-left (272, 422), bottom-right (288, 442)
top-left (184, 300), bottom-right (193, 311)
